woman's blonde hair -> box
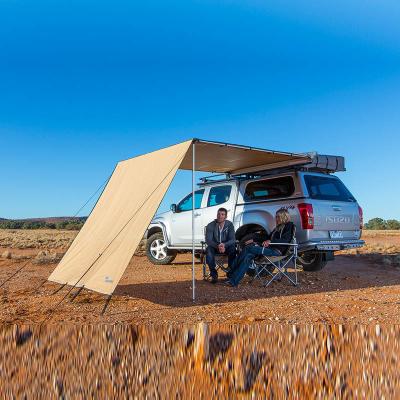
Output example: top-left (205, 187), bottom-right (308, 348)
top-left (276, 208), bottom-right (291, 226)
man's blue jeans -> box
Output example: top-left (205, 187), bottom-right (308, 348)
top-left (228, 245), bottom-right (280, 286)
top-left (206, 245), bottom-right (236, 279)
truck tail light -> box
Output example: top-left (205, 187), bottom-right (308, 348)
top-left (358, 205), bottom-right (363, 229)
top-left (298, 203), bottom-right (314, 229)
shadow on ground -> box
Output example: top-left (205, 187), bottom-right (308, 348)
top-left (113, 255), bottom-right (400, 307)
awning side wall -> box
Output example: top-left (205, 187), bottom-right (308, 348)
top-left (48, 140), bottom-right (192, 295)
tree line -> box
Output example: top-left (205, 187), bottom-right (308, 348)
top-left (364, 218), bottom-right (400, 230)
top-left (1, 216), bottom-right (399, 231)
top-left (0, 218), bottom-right (86, 230)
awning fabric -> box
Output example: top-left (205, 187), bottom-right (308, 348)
top-left (48, 140), bottom-right (192, 294)
top-left (179, 140), bottom-right (310, 174)
top-left (49, 139), bottom-right (309, 295)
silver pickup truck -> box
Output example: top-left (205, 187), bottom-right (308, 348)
top-left (145, 155), bottom-right (364, 271)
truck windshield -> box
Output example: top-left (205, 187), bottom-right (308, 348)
top-left (304, 175), bottom-right (356, 202)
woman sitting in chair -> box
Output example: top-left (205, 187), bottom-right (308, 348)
top-left (226, 208), bottom-right (294, 287)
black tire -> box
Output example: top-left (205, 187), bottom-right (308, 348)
top-left (298, 251), bottom-right (327, 272)
top-left (146, 233), bottom-right (177, 265)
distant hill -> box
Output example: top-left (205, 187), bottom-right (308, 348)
top-left (0, 217), bottom-right (87, 230)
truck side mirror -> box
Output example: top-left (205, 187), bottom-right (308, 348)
top-left (170, 203), bottom-right (177, 213)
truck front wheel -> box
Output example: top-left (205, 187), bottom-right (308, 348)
top-left (298, 251), bottom-right (327, 272)
top-left (146, 233), bottom-right (177, 265)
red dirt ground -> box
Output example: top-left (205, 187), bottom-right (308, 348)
top-left (1, 230), bottom-right (399, 397)
top-left (0, 248), bottom-right (399, 324)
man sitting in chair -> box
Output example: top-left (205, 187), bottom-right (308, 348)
top-left (226, 208), bottom-right (293, 287)
top-left (205, 207), bottom-right (236, 284)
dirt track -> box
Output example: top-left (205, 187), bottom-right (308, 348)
top-left (0, 231), bottom-right (399, 324)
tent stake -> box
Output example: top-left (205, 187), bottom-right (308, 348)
top-left (70, 285), bottom-right (85, 302)
top-left (34, 279), bottom-right (48, 292)
top-left (101, 294), bottom-right (112, 315)
top-left (52, 283), bottom-right (67, 295)
top-left (192, 141), bottom-right (196, 302)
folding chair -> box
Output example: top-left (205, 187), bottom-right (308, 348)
top-left (201, 227), bottom-right (236, 281)
top-left (251, 224), bottom-right (298, 287)
top-left (201, 241), bottom-right (230, 280)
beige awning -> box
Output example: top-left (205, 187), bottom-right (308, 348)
top-left (179, 139), bottom-right (310, 174)
top-left (49, 139), bottom-right (309, 295)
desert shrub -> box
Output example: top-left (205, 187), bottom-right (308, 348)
top-left (0, 221), bottom-right (23, 229)
top-left (63, 222), bottom-right (84, 230)
top-left (55, 221), bottom-right (68, 230)
top-left (55, 220), bottom-right (85, 230)
top-left (386, 219), bottom-right (400, 230)
top-left (365, 218), bottom-right (400, 230)
top-left (0, 218), bottom-right (86, 230)
top-left (365, 218), bottom-right (387, 230)
top-left (22, 221), bottom-right (47, 230)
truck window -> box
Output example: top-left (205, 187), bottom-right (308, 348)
top-left (244, 177), bottom-right (294, 202)
top-left (207, 185), bottom-right (232, 207)
top-left (177, 189), bottom-right (205, 212)
top-left (304, 175), bottom-right (356, 202)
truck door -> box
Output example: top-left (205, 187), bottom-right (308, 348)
top-left (201, 184), bottom-right (236, 238)
top-left (170, 189), bottom-right (205, 246)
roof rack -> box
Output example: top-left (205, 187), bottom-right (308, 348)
top-left (197, 152), bottom-right (346, 185)
top-left (199, 173), bottom-right (230, 183)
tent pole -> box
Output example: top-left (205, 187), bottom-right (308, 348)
top-left (192, 141), bottom-right (196, 302)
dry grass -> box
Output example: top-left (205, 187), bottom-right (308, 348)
top-left (0, 229), bottom-right (77, 250)
top-left (361, 230), bottom-right (400, 238)
top-left (0, 229), bottom-right (146, 261)
top-left (341, 243), bottom-right (400, 256)
top-left (1, 229), bottom-right (399, 256)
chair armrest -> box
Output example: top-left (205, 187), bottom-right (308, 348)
top-left (270, 243), bottom-right (298, 247)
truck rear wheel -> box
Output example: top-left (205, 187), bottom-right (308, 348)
top-left (146, 233), bottom-right (177, 265)
top-left (298, 251), bottom-right (327, 272)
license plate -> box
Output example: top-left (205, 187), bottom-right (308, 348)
top-left (329, 230), bottom-right (344, 239)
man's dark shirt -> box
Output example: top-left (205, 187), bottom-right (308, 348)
top-left (205, 219), bottom-right (236, 249)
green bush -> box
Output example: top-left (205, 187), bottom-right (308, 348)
top-left (0, 221), bottom-right (23, 229)
top-left (386, 219), bottom-right (400, 230)
top-left (0, 218), bottom-right (86, 230)
top-left (364, 217), bottom-right (400, 230)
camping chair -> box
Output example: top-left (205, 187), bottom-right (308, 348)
top-left (251, 224), bottom-right (298, 287)
top-left (201, 227), bottom-right (236, 280)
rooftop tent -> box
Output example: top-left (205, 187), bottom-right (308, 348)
top-left (48, 139), bottom-right (310, 298)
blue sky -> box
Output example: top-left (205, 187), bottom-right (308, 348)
top-left (0, 0), bottom-right (399, 221)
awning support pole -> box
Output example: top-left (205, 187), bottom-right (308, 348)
top-left (192, 141), bottom-right (196, 302)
